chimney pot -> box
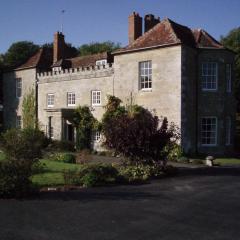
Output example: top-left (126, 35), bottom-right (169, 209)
top-left (144, 14), bottom-right (160, 33)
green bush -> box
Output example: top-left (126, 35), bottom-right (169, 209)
top-left (119, 163), bottom-right (165, 182)
top-left (49, 153), bottom-right (76, 164)
top-left (1, 128), bottom-right (46, 161)
top-left (49, 140), bottom-right (75, 152)
top-left (0, 128), bottom-right (47, 198)
top-left (165, 143), bottom-right (183, 162)
top-left (75, 164), bottom-right (119, 187)
top-left (0, 159), bottom-right (36, 198)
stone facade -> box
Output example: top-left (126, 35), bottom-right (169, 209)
top-left (1, 12), bottom-right (237, 155)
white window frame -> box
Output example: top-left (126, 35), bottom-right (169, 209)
top-left (226, 64), bottom-right (232, 93)
top-left (139, 61), bottom-right (152, 90)
top-left (226, 117), bottom-right (231, 146)
top-left (201, 117), bottom-right (218, 146)
top-left (94, 131), bottom-right (101, 142)
top-left (47, 94), bottom-right (54, 108)
top-left (16, 115), bottom-right (22, 128)
top-left (201, 62), bottom-right (218, 91)
top-left (96, 59), bottom-right (107, 66)
top-left (16, 78), bottom-right (22, 98)
top-left (91, 90), bottom-right (101, 106)
top-left (67, 92), bottom-right (76, 106)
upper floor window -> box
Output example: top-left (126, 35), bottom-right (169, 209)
top-left (16, 78), bottom-right (22, 98)
top-left (202, 62), bottom-right (218, 91)
top-left (92, 91), bottom-right (101, 106)
top-left (67, 92), bottom-right (76, 106)
top-left (47, 94), bottom-right (54, 107)
top-left (96, 59), bottom-right (107, 66)
top-left (16, 115), bottom-right (22, 128)
top-left (139, 61), bottom-right (152, 90)
top-left (201, 117), bottom-right (217, 146)
top-left (226, 117), bottom-right (231, 145)
top-left (226, 64), bottom-right (232, 93)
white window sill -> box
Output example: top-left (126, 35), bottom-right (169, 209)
top-left (140, 88), bottom-right (152, 92)
top-left (68, 104), bottom-right (76, 107)
top-left (201, 144), bottom-right (217, 147)
top-left (47, 105), bottom-right (54, 108)
top-left (202, 89), bottom-right (217, 92)
top-left (92, 104), bottom-right (102, 107)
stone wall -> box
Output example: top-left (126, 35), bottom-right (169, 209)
top-left (114, 45), bottom-right (182, 128)
top-left (3, 68), bottom-right (36, 128)
top-left (197, 49), bottom-right (236, 155)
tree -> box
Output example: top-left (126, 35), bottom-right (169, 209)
top-left (3, 41), bottom-right (39, 68)
top-left (22, 89), bottom-right (37, 129)
top-left (102, 96), bottom-right (174, 165)
top-left (72, 106), bottom-right (97, 150)
top-left (221, 28), bottom-right (240, 111)
top-left (78, 41), bottom-right (121, 56)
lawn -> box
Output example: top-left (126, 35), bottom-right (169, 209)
top-left (32, 159), bottom-right (83, 187)
top-left (215, 158), bottom-right (240, 165)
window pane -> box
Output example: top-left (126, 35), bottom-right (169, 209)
top-left (139, 61), bottom-right (152, 90)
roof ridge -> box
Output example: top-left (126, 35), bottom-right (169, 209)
top-left (165, 18), bottom-right (182, 43)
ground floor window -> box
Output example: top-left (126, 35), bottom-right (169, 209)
top-left (16, 115), bottom-right (22, 128)
top-left (93, 131), bottom-right (101, 142)
top-left (201, 117), bottom-right (217, 146)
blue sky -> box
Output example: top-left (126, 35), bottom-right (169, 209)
top-left (0, 0), bottom-right (239, 53)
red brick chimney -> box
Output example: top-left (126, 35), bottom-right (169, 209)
top-left (53, 32), bottom-right (65, 63)
top-left (128, 12), bottom-right (142, 44)
top-left (144, 14), bottom-right (160, 33)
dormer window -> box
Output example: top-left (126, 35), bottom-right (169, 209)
top-left (96, 59), bottom-right (107, 66)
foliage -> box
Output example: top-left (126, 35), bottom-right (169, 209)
top-left (0, 160), bottom-right (35, 198)
top-left (221, 28), bottom-right (240, 111)
top-left (72, 106), bottom-right (98, 150)
top-left (48, 140), bottom-right (75, 152)
top-left (62, 164), bottom-right (119, 187)
top-left (2, 41), bottom-right (39, 68)
top-left (119, 163), bottom-right (165, 182)
top-left (78, 41), bottom-right (121, 56)
top-left (0, 128), bottom-right (47, 197)
top-left (75, 149), bottom-right (92, 164)
top-left (22, 88), bottom-right (37, 129)
top-left (165, 143), bottom-right (183, 162)
top-left (48, 152), bottom-right (76, 164)
top-left (102, 96), bottom-right (174, 165)
top-left (1, 128), bottom-right (46, 161)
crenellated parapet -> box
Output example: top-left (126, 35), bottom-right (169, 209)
top-left (37, 63), bottom-right (114, 83)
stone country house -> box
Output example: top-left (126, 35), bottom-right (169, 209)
top-left (2, 12), bottom-right (237, 155)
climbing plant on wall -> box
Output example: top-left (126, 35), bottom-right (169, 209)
top-left (22, 88), bottom-right (37, 129)
top-left (72, 106), bottom-right (98, 150)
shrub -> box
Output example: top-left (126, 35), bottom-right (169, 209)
top-left (119, 163), bottom-right (165, 182)
top-left (49, 153), bottom-right (76, 163)
top-left (1, 128), bottom-right (46, 161)
top-left (76, 164), bottom-right (119, 187)
top-left (0, 128), bottom-right (47, 198)
top-left (165, 143), bottom-right (183, 162)
top-left (49, 140), bottom-right (75, 152)
top-left (102, 96), bottom-right (174, 165)
top-left (0, 159), bottom-right (36, 198)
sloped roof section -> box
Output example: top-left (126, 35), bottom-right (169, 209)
top-left (114, 18), bottom-right (224, 54)
top-left (192, 29), bottom-right (224, 48)
top-left (16, 47), bottom-right (53, 71)
top-left (67, 52), bottom-right (112, 68)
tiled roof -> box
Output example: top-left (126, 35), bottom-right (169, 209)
top-left (114, 18), bottom-right (224, 54)
top-left (68, 52), bottom-right (111, 68)
top-left (16, 47), bottom-right (53, 71)
top-left (192, 29), bottom-right (224, 48)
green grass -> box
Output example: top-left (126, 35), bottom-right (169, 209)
top-left (32, 159), bottom-right (83, 187)
top-left (214, 158), bottom-right (240, 165)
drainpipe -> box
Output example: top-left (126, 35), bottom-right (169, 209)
top-left (195, 51), bottom-right (199, 155)
top-left (35, 70), bottom-right (38, 128)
